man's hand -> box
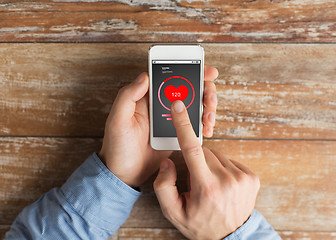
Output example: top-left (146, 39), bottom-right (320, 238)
top-left (153, 100), bottom-right (260, 239)
top-left (99, 66), bottom-right (218, 188)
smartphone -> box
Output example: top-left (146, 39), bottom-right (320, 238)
top-left (149, 45), bottom-right (204, 150)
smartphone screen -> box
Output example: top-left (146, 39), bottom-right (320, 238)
top-left (152, 60), bottom-right (201, 137)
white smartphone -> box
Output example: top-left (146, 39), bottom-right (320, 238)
top-left (149, 45), bottom-right (204, 150)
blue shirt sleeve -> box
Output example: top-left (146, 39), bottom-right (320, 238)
top-left (6, 153), bottom-right (281, 240)
top-left (223, 209), bottom-right (282, 240)
top-left (5, 153), bottom-right (141, 240)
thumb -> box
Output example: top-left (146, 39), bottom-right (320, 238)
top-left (154, 159), bottom-right (185, 224)
top-left (111, 72), bottom-right (149, 124)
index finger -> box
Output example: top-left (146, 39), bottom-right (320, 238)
top-left (171, 100), bottom-right (211, 179)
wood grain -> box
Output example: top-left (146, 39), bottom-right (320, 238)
top-left (208, 44), bottom-right (336, 139)
top-left (119, 228), bottom-right (336, 240)
top-left (279, 231), bottom-right (336, 240)
top-left (1, 137), bottom-right (335, 232)
top-left (0, 137), bottom-right (102, 225)
top-left (1, 1), bottom-right (335, 238)
top-left (1, 1), bottom-right (336, 42)
top-left (2, 225), bottom-right (335, 240)
top-left (0, 225), bottom-right (118, 240)
top-left (119, 228), bottom-right (186, 240)
top-left (1, 43), bottom-right (335, 139)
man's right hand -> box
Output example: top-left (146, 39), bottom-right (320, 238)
top-left (153, 100), bottom-right (260, 240)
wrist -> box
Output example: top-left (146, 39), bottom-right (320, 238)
top-left (97, 151), bottom-right (140, 189)
top-left (98, 150), bottom-right (107, 165)
top-left (222, 211), bottom-right (256, 240)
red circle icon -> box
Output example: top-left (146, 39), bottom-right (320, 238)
top-left (164, 85), bottom-right (189, 102)
top-left (158, 76), bottom-right (195, 111)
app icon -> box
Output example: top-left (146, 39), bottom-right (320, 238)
top-left (164, 85), bottom-right (189, 102)
top-left (158, 76), bottom-right (195, 111)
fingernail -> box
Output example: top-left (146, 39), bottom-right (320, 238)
top-left (161, 160), bottom-right (169, 171)
top-left (210, 94), bottom-right (217, 105)
top-left (173, 100), bottom-right (185, 113)
top-left (135, 72), bottom-right (146, 83)
top-left (209, 112), bottom-right (216, 125)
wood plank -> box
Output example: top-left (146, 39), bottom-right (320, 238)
top-left (2, 225), bottom-right (336, 240)
top-left (1, 43), bottom-right (335, 139)
top-left (118, 228), bottom-right (336, 240)
top-left (119, 228), bottom-right (186, 240)
top-left (279, 231), bottom-right (336, 240)
top-left (0, 137), bottom-right (335, 232)
top-left (1, 1), bottom-right (336, 42)
top-left (207, 44), bottom-right (336, 139)
top-left (0, 137), bottom-right (102, 225)
top-left (0, 225), bottom-right (118, 239)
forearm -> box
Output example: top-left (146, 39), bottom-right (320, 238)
top-left (5, 153), bottom-right (140, 240)
top-left (223, 210), bottom-right (282, 240)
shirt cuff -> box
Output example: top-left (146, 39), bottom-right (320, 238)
top-left (223, 209), bottom-right (281, 240)
top-left (60, 153), bottom-right (141, 231)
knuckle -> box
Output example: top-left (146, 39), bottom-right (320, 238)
top-left (200, 180), bottom-right (220, 201)
top-left (225, 175), bottom-right (239, 190)
top-left (205, 82), bottom-right (216, 95)
top-left (153, 179), bottom-right (159, 190)
top-left (177, 119), bottom-right (192, 128)
top-left (118, 85), bottom-right (127, 95)
top-left (205, 80), bottom-right (216, 90)
top-left (118, 86), bottom-right (127, 94)
top-left (251, 173), bottom-right (261, 190)
top-left (153, 178), bottom-right (165, 191)
top-left (184, 144), bottom-right (203, 157)
top-left (118, 85), bottom-right (132, 97)
top-left (235, 171), bottom-right (247, 182)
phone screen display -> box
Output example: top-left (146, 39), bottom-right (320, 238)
top-left (152, 60), bottom-right (201, 137)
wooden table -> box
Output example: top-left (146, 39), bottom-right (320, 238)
top-left (1, 1), bottom-right (336, 239)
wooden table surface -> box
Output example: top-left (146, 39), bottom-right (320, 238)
top-left (1, 1), bottom-right (336, 239)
